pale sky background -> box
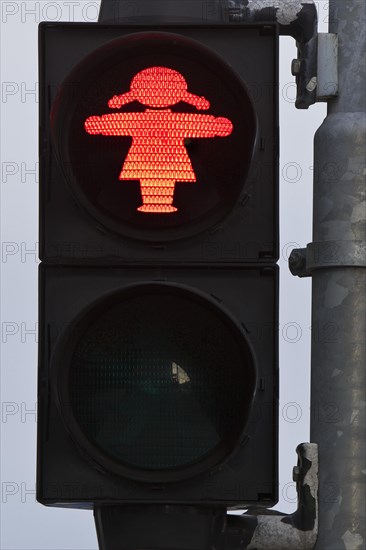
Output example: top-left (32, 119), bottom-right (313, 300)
top-left (1, 1), bottom-right (328, 548)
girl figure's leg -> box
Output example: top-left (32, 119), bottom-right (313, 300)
top-left (138, 179), bottom-right (177, 213)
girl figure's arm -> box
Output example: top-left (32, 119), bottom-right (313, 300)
top-left (85, 113), bottom-right (138, 136)
top-left (172, 114), bottom-right (233, 139)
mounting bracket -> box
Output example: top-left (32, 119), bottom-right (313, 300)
top-left (224, 443), bottom-right (319, 549)
top-left (289, 241), bottom-right (366, 278)
top-left (98, 0), bottom-right (319, 108)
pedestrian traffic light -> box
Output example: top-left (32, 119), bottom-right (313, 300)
top-left (38, 20), bottom-right (279, 518)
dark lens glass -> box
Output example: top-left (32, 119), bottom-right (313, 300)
top-left (68, 287), bottom-right (255, 471)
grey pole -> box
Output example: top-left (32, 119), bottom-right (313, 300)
top-left (310, 1), bottom-right (366, 549)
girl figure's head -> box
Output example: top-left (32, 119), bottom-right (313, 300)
top-left (108, 66), bottom-right (210, 110)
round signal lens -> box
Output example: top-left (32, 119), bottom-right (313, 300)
top-left (52, 32), bottom-right (257, 241)
top-left (55, 284), bottom-right (256, 482)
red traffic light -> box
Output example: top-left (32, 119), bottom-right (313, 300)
top-left (52, 32), bottom-right (256, 239)
top-left (84, 66), bottom-right (233, 214)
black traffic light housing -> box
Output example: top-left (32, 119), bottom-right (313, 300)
top-left (38, 264), bottom-right (278, 506)
top-left (39, 23), bottom-right (278, 263)
top-left (38, 266), bottom-right (277, 507)
top-left (37, 20), bottom-right (279, 513)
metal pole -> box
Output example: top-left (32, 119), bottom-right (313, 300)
top-left (311, 1), bottom-right (366, 548)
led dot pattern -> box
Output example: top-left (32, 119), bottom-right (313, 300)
top-left (107, 66), bottom-right (211, 110)
top-left (84, 66), bottom-right (233, 214)
top-left (68, 288), bottom-right (255, 472)
top-left (61, 32), bottom-right (258, 237)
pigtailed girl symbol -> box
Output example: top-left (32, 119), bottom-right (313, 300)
top-left (84, 66), bottom-right (233, 214)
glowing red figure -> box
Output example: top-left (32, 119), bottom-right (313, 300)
top-left (85, 67), bottom-right (233, 213)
